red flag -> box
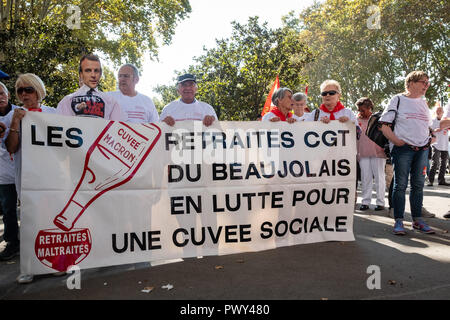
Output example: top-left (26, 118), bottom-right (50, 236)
top-left (305, 85), bottom-right (308, 95)
top-left (261, 75), bottom-right (280, 118)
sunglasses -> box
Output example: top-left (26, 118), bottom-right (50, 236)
top-left (321, 90), bottom-right (338, 96)
top-left (17, 86), bottom-right (36, 95)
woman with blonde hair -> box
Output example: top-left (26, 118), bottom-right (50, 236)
top-left (380, 70), bottom-right (435, 235)
top-left (303, 79), bottom-right (358, 125)
top-left (3, 73), bottom-right (56, 283)
top-left (6, 73), bottom-right (56, 156)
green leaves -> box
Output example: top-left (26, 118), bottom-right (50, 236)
top-left (156, 16), bottom-right (313, 120)
top-left (298, 0), bottom-right (449, 109)
top-left (0, 0), bottom-right (191, 107)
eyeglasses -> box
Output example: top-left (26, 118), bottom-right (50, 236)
top-left (416, 80), bottom-right (430, 86)
top-left (17, 87), bottom-right (36, 95)
top-left (321, 90), bottom-right (338, 96)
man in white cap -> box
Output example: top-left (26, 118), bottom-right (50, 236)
top-left (160, 73), bottom-right (217, 126)
top-left (107, 64), bottom-right (159, 123)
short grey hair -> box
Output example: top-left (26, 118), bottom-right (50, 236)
top-left (0, 81), bottom-right (8, 94)
top-left (293, 92), bottom-right (307, 102)
top-left (272, 87), bottom-right (293, 106)
top-left (120, 63), bottom-right (140, 78)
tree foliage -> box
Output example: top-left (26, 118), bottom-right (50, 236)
top-left (298, 0), bottom-right (449, 110)
top-left (0, 0), bottom-right (191, 106)
top-left (156, 16), bottom-right (314, 120)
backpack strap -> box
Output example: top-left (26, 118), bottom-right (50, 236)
top-left (391, 95), bottom-right (401, 129)
top-left (380, 95), bottom-right (401, 128)
top-left (314, 109), bottom-right (320, 121)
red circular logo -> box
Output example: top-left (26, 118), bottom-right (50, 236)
top-left (35, 228), bottom-right (92, 272)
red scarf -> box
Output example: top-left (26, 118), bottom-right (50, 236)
top-left (320, 101), bottom-right (345, 120)
top-left (270, 107), bottom-right (292, 121)
top-left (28, 108), bottom-right (42, 112)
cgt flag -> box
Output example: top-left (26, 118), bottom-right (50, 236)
top-left (260, 75), bottom-right (280, 119)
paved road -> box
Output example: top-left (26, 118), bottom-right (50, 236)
top-left (1, 182), bottom-right (449, 302)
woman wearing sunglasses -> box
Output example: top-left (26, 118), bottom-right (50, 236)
top-left (3, 73), bottom-right (57, 283)
top-left (379, 70), bottom-right (435, 235)
top-left (303, 79), bottom-right (358, 125)
top-left (5, 73), bottom-right (56, 159)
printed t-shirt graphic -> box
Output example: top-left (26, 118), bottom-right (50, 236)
top-left (71, 89), bottom-right (105, 118)
top-left (56, 85), bottom-right (123, 120)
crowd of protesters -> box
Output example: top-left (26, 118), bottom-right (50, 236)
top-left (0, 55), bottom-right (449, 283)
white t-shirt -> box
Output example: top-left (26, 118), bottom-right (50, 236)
top-left (107, 91), bottom-right (159, 123)
top-left (160, 99), bottom-right (217, 122)
top-left (0, 104), bottom-right (19, 185)
top-left (292, 113), bottom-right (309, 121)
top-left (380, 94), bottom-right (431, 147)
top-left (431, 118), bottom-right (448, 151)
top-left (2, 105), bottom-right (57, 195)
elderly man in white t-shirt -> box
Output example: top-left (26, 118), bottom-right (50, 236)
top-left (160, 74), bottom-right (217, 126)
top-left (107, 64), bottom-right (159, 123)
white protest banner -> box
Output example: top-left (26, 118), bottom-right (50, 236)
top-left (20, 112), bottom-right (356, 275)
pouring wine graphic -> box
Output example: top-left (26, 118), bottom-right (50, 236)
top-left (53, 121), bottom-right (161, 232)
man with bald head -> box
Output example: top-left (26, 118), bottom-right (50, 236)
top-left (107, 64), bottom-right (159, 123)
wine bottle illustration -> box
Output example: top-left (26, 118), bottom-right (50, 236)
top-left (53, 121), bottom-right (161, 232)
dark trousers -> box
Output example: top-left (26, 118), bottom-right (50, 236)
top-left (0, 184), bottom-right (19, 244)
top-left (428, 146), bottom-right (449, 184)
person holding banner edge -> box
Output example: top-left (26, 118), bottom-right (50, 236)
top-left (3, 73), bottom-right (58, 283)
top-left (303, 80), bottom-right (361, 206)
top-left (379, 70), bottom-right (435, 235)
